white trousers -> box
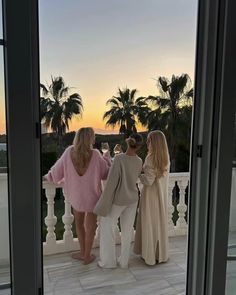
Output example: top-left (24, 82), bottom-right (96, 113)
top-left (98, 202), bottom-right (138, 268)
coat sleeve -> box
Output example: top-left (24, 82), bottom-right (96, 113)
top-left (139, 157), bottom-right (157, 186)
top-left (94, 157), bottom-right (120, 217)
top-left (45, 151), bottom-right (66, 184)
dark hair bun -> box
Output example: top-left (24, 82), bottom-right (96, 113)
top-left (126, 133), bottom-right (143, 148)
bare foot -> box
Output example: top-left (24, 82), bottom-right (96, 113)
top-left (71, 252), bottom-right (84, 260)
top-left (83, 254), bottom-right (96, 265)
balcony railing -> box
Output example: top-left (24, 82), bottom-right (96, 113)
top-left (42, 173), bottom-right (190, 255)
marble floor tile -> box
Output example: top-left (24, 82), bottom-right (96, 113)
top-left (165, 273), bottom-right (186, 285)
top-left (79, 268), bottom-right (136, 290)
top-left (113, 277), bottom-right (177, 295)
top-left (53, 277), bottom-right (82, 293)
top-left (44, 253), bottom-right (73, 267)
top-left (0, 236), bottom-right (195, 295)
top-left (78, 286), bottom-right (116, 295)
top-left (169, 252), bottom-right (187, 263)
top-left (130, 261), bottom-right (185, 281)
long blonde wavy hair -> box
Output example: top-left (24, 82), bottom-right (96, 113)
top-left (72, 127), bottom-right (95, 169)
top-left (147, 130), bottom-right (170, 176)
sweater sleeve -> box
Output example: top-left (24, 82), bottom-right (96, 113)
top-left (45, 151), bottom-right (66, 184)
top-left (139, 157), bottom-right (156, 186)
top-left (94, 156), bottom-right (120, 216)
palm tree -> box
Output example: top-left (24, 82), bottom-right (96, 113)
top-left (103, 88), bottom-right (150, 138)
top-left (146, 74), bottom-right (193, 171)
top-left (40, 76), bottom-right (83, 154)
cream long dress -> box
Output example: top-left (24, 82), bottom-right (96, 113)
top-left (134, 156), bottom-right (169, 265)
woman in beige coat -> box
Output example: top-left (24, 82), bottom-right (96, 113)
top-left (134, 130), bottom-right (170, 265)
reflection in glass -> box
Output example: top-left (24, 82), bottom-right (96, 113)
top-left (226, 112), bottom-right (236, 294)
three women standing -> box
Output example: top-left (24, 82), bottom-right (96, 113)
top-left (45, 128), bottom-right (170, 267)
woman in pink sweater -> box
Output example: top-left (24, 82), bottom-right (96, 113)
top-left (45, 127), bottom-right (111, 264)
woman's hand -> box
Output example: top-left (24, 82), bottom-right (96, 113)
top-left (103, 150), bottom-right (111, 158)
top-left (42, 175), bottom-right (47, 181)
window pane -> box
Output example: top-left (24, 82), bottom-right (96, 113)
top-left (226, 112), bottom-right (236, 294)
top-left (0, 1), bottom-right (2, 39)
top-left (0, 47), bottom-right (11, 292)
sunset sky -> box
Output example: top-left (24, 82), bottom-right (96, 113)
top-left (0, 0), bottom-right (198, 135)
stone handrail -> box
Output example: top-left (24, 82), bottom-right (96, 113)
top-left (42, 172), bottom-right (190, 255)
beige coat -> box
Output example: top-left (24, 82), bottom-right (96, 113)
top-left (134, 156), bottom-right (169, 265)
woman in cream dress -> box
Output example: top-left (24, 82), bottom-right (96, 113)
top-left (134, 130), bottom-right (170, 265)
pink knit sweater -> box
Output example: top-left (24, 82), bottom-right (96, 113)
top-left (45, 146), bottom-right (111, 212)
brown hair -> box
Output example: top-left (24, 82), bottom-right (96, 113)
top-left (72, 127), bottom-right (95, 168)
top-left (147, 130), bottom-right (170, 176)
top-left (126, 133), bottom-right (143, 149)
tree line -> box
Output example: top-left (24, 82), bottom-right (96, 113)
top-left (40, 74), bottom-right (193, 171)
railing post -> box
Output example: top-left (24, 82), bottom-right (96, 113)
top-left (44, 187), bottom-right (57, 248)
top-left (176, 178), bottom-right (188, 235)
top-left (168, 178), bottom-right (176, 236)
top-left (62, 189), bottom-right (74, 249)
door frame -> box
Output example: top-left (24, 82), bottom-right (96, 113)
top-left (2, 0), bottom-right (43, 294)
top-left (2, 0), bottom-right (236, 294)
top-left (187, 0), bottom-right (236, 294)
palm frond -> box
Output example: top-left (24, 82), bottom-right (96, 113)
top-left (40, 76), bottom-right (83, 137)
top-left (60, 87), bottom-right (70, 98)
top-left (130, 89), bottom-right (137, 102)
top-left (40, 83), bottom-right (49, 96)
top-left (158, 77), bottom-right (169, 92)
top-left (106, 98), bottom-right (120, 107)
top-left (49, 76), bottom-right (65, 101)
top-left (186, 88), bottom-right (193, 99)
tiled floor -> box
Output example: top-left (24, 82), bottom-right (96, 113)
top-left (1, 233), bottom-right (236, 295)
top-left (43, 236), bottom-right (187, 295)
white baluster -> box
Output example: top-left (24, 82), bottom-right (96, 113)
top-left (62, 189), bottom-right (74, 249)
top-left (168, 180), bottom-right (175, 236)
top-left (176, 179), bottom-right (188, 235)
top-left (45, 187), bottom-right (57, 248)
top-left (94, 218), bottom-right (120, 246)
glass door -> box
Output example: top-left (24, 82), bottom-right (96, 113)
top-left (0, 0), bottom-right (11, 292)
top-left (225, 112), bottom-right (236, 294)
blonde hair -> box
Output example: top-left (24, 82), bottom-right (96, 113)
top-left (73, 127), bottom-right (95, 168)
top-left (147, 130), bottom-right (170, 176)
top-left (126, 133), bottom-right (143, 149)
